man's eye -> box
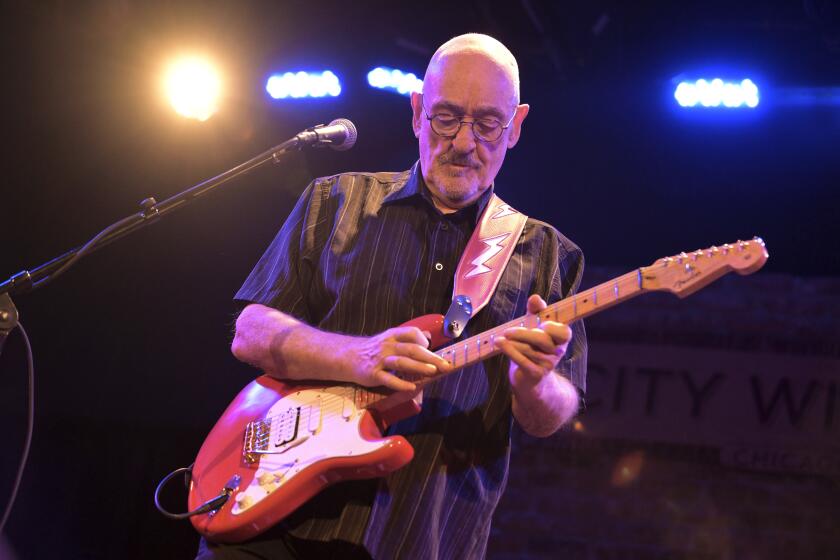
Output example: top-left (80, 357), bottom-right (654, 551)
top-left (435, 115), bottom-right (459, 125)
top-left (475, 120), bottom-right (501, 133)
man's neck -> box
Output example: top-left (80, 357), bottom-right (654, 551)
top-left (429, 193), bottom-right (462, 215)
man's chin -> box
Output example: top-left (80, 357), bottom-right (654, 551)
top-left (426, 170), bottom-right (485, 208)
top-left (441, 172), bottom-right (475, 189)
top-left (438, 183), bottom-right (479, 206)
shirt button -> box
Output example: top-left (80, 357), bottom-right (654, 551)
top-left (435, 263), bottom-right (444, 271)
top-left (441, 223), bottom-right (449, 231)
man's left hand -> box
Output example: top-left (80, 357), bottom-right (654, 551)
top-left (496, 294), bottom-right (572, 390)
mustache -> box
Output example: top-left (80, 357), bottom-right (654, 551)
top-left (438, 153), bottom-right (479, 167)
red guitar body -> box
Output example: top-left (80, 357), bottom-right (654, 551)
top-left (188, 314), bottom-right (446, 543)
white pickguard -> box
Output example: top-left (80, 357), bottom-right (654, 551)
top-left (231, 386), bottom-right (387, 514)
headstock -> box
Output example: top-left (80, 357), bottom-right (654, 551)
top-left (640, 237), bottom-right (769, 297)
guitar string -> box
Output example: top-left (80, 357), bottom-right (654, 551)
top-left (430, 242), bottom-right (756, 369)
top-left (434, 270), bottom-right (642, 368)
top-left (253, 271), bottom-right (644, 435)
top-left (252, 242), bottom-right (759, 437)
top-left (254, 271), bottom-right (649, 435)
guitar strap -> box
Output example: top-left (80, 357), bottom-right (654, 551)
top-left (443, 193), bottom-right (528, 339)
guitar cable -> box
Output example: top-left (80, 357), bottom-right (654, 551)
top-left (0, 323), bottom-right (35, 536)
top-left (154, 465), bottom-right (232, 520)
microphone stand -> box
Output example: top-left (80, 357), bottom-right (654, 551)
top-left (2, 132), bottom-right (322, 297)
top-left (0, 126), bottom-right (332, 354)
top-left (0, 119), bottom-right (356, 355)
top-left (0, 113), bottom-right (359, 303)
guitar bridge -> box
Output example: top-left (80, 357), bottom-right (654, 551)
top-left (242, 419), bottom-right (268, 464)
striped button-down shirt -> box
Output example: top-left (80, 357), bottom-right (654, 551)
top-left (235, 162), bottom-right (587, 559)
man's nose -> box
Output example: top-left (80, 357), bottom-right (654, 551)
top-left (451, 121), bottom-right (477, 152)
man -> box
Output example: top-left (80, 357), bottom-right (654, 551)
top-left (198, 33), bottom-right (586, 559)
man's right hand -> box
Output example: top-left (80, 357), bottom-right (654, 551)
top-left (232, 304), bottom-right (451, 393)
top-left (342, 326), bottom-right (453, 392)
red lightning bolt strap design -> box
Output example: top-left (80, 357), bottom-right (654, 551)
top-left (452, 194), bottom-right (528, 316)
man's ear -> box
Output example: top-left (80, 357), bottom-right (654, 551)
top-left (410, 92), bottom-right (424, 138)
top-left (506, 103), bottom-right (530, 149)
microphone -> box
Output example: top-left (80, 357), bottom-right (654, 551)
top-left (295, 118), bottom-right (358, 151)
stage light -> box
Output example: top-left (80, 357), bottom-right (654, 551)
top-left (265, 71), bottom-right (342, 99)
top-left (674, 78), bottom-right (759, 108)
top-left (367, 67), bottom-right (423, 96)
top-left (163, 57), bottom-right (221, 121)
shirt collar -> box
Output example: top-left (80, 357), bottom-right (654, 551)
top-left (383, 160), bottom-right (495, 224)
top-left (382, 160), bottom-right (424, 205)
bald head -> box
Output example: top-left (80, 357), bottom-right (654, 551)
top-left (411, 33), bottom-right (529, 213)
top-left (423, 33), bottom-right (521, 105)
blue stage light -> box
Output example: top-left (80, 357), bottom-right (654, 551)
top-left (266, 71), bottom-right (342, 99)
top-left (367, 67), bottom-right (423, 96)
top-left (674, 78), bottom-right (759, 108)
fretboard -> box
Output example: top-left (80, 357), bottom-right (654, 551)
top-left (434, 268), bottom-right (644, 371)
top-left (356, 268), bottom-right (646, 411)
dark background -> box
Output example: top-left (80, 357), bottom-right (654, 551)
top-left (1, 1), bottom-right (838, 558)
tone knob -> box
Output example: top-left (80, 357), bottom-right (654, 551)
top-left (234, 492), bottom-right (253, 510)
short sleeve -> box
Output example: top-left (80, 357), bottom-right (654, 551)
top-left (234, 182), bottom-right (319, 322)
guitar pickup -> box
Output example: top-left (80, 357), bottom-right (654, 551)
top-left (243, 406), bottom-right (304, 459)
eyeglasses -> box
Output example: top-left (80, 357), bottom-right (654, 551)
top-left (422, 104), bottom-right (516, 143)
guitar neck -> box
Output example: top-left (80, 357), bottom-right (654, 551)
top-left (354, 237), bottom-right (769, 412)
top-left (433, 268), bottom-right (645, 372)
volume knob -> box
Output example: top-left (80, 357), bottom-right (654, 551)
top-left (256, 469), bottom-right (276, 486)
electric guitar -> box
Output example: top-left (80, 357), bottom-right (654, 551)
top-left (188, 238), bottom-right (768, 543)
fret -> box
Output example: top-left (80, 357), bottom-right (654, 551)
top-left (614, 280), bottom-right (619, 299)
